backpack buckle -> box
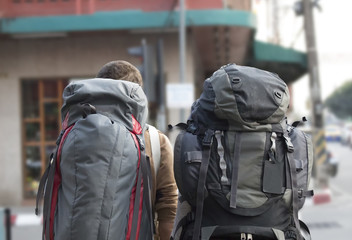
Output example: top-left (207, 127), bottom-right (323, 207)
top-left (187, 123), bottom-right (198, 134)
top-left (284, 136), bottom-right (294, 153)
top-left (187, 211), bottom-right (195, 222)
top-left (298, 189), bottom-right (303, 198)
top-left (298, 189), bottom-right (314, 198)
top-left (202, 129), bottom-right (214, 146)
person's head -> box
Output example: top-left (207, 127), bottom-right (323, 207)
top-left (96, 60), bottom-right (143, 86)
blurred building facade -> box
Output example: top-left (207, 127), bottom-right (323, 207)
top-left (0, 0), bottom-right (307, 205)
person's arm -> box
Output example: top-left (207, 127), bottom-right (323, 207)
top-left (155, 132), bottom-right (178, 240)
top-left (158, 221), bottom-right (175, 240)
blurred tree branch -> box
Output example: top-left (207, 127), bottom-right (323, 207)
top-left (325, 80), bottom-right (352, 119)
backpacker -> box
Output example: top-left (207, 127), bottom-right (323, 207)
top-left (171, 64), bottom-right (314, 240)
top-left (35, 79), bottom-right (153, 240)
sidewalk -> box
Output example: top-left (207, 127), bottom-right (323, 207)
top-left (5, 206), bottom-right (42, 240)
top-left (299, 183), bottom-right (352, 240)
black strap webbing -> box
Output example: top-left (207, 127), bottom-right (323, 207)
top-left (299, 219), bottom-right (311, 239)
top-left (230, 132), bottom-right (242, 208)
top-left (192, 130), bottom-right (214, 240)
top-left (174, 211), bottom-right (194, 238)
top-left (35, 130), bottom-right (63, 240)
top-left (41, 128), bottom-right (70, 240)
top-left (168, 123), bottom-right (188, 131)
top-left (140, 148), bottom-right (154, 238)
top-left (299, 189), bottom-right (314, 198)
top-left (36, 161), bottom-right (51, 240)
top-left (35, 153), bottom-right (52, 216)
top-left (43, 150), bottom-right (58, 240)
top-left (292, 117), bottom-right (307, 128)
top-left (287, 148), bottom-right (302, 240)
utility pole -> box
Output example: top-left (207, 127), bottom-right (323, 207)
top-left (179, 0), bottom-right (186, 122)
top-left (272, 0), bottom-right (280, 44)
top-left (303, 0), bottom-right (323, 128)
top-left (156, 39), bottom-right (167, 132)
top-left (302, 0), bottom-right (328, 189)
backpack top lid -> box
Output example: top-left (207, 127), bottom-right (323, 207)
top-left (61, 78), bottom-right (148, 134)
top-left (189, 64), bottom-right (290, 131)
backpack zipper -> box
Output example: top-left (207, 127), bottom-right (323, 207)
top-left (241, 233), bottom-right (253, 240)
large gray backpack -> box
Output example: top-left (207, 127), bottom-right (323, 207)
top-left (172, 64), bottom-right (314, 240)
top-left (36, 79), bottom-right (153, 240)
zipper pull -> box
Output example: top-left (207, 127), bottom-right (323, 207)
top-left (136, 135), bottom-right (145, 151)
top-left (241, 233), bottom-right (246, 240)
top-left (247, 233), bottom-right (253, 240)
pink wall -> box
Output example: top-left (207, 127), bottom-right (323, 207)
top-left (0, 0), bottom-right (223, 18)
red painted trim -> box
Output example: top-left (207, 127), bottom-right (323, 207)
top-left (131, 115), bottom-right (142, 135)
top-left (126, 133), bottom-right (143, 240)
top-left (2, 0), bottom-right (224, 18)
top-left (49, 125), bottom-right (74, 240)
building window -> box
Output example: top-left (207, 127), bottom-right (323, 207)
top-left (21, 79), bottom-right (68, 198)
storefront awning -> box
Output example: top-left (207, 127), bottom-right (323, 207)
top-left (0, 9), bottom-right (256, 34)
top-left (247, 41), bottom-right (308, 84)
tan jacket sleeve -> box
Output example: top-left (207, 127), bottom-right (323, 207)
top-left (144, 129), bottom-right (178, 240)
top-left (154, 132), bottom-right (178, 222)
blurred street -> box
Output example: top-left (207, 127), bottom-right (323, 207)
top-left (300, 142), bottom-right (352, 240)
top-left (5, 142), bottom-right (350, 240)
top-left (10, 207), bottom-right (41, 240)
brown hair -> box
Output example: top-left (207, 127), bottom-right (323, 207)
top-left (96, 60), bottom-right (143, 86)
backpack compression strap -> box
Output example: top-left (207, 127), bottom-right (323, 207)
top-left (192, 129), bottom-right (214, 240)
top-left (128, 134), bottom-right (154, 240)
top-left (49, 125), bottom-right (74, 240)
top-left (35, 152), bottom-right (53, 216)
top-left (229, 132), bottom-right (242, 208)
top-left (35, 151), bottom-right (56, 240)
top-left (35, 124), bottom-right (74, 240)
top-left (36, 107), bottom-right (94, 240)
top-left (284, 132), bottom-right (303, 240)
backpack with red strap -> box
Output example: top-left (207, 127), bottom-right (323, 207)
top-left (36, 79), bottom-right (153, 240)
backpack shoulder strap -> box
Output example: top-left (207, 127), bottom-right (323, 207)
top-left (147, 124), bottom-right (161, 176)
top-left (192, 129), bottom-right (215, 240)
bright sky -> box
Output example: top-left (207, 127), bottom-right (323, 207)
top-left (254, 0), bottom-right (352, 116)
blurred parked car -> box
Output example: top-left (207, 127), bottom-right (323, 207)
top-left (341, 123), bottom-right (352, 147)
top-left (325, 124), bottom-right (342, 142)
